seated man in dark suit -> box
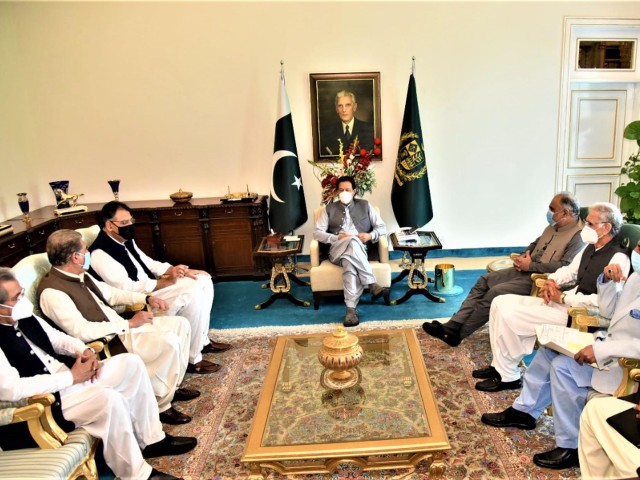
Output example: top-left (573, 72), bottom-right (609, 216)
top-left (0, 267), bottom-right (196, 480)
top-left (321, 90), bottom-right (374, 156)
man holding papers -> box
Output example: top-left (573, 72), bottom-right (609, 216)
top-left (481, 243), bottom-right (640, 470)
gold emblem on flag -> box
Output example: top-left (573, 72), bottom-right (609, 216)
top-left (394, 132), bottom-right (427, 186)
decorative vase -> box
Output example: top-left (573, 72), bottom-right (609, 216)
top-left (17, 193), bottom-right (30, 223)
top-left (49, 180), bottom-right (70, 208)
top-left (318, 326), bottom-right (363, 384)
top-left (108, 180), bottom-right (120, 201)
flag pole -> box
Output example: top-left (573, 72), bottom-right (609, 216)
top-left (412, 56), bottom-right (416, 75)
top-left (280, 60), bottom-right (284, 82)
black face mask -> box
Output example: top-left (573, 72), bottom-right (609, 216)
top-left (117, 224), bottom-right (136, 241)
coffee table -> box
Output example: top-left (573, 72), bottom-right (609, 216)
top-left (241, 328), bottom-right (451, 478)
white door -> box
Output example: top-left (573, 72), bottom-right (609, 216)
top-left (557, 19), bottom-right (640, 207)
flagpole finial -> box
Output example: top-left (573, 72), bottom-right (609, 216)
top-left (280, 60), bottom-right (285, 81)
top-left (411, 56), bottom-right (416, 75)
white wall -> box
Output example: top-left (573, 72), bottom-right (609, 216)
top-left (2, 1), bottom-right (639, 252)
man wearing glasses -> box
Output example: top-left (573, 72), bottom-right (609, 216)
top-left (89, 201), bottom-right (230, 375)
top-left (473, 203), bottom-right (630, 393)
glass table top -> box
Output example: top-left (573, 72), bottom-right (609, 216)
top-left (261, 330), bottom-right (431, 447)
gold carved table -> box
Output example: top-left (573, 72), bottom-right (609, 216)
top-left (390, 231), bottom-right (445, 305)
top-left (253, 235), bottom-right (310, 310)
top-left (241, 328), bottom-right (451, 478)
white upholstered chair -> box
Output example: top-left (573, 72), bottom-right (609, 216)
top-left (309, 206), bottom-right (392, 309)
top-left (75, 225), bottom-right (100, 248)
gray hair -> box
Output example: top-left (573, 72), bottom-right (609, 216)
top-left (557, 191), bottom-right (580, 217)
top-left (47, 230), bottom-right (83, 267)
top-left (590, 202), bottom-right (623, 237)
top-left (0, 267), bottom-right (17, 304)
top-left (335, 90), bottom-right (356, 106)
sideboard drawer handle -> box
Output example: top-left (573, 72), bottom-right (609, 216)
top-left (174, 211), bottom-right (183, 217)
top-left (38, 229), bottom-right (46, 235)
top-left (8, 243), bottom-right (16, 249)
top-left (75, 219), bottom-right (83, 224)
top-left (225, 209), bottom-right (233, 214)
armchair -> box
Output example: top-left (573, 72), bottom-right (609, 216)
top-left (309, 206), bottom-right (392, 309)
top-left (0, 393), bottom-right (99, 480)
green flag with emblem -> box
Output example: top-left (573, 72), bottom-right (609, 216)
top-left (391, 73), bottom-right (433, 227)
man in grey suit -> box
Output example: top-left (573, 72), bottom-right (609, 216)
top-left (480, 243), bottom-right (640, 470)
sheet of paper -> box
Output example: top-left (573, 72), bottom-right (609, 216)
top-left (535, 325), bottom-right (607, 370)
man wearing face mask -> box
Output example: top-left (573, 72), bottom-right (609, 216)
top-left (0, 268), bottom-right (197, 480)
top-left (481, 246), bottom-right (640, 470)
top-left (473, 203), bottom-right (629, 393)
top-left (88, 201), bottom-right (230, 375)
top-left (313, 176), bottom-right (388, 327)
top-left (423, 192), bottom-right (584, 346)
top-left (36, 229), bottom-right (196, 426)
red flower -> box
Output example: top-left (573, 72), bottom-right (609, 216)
top-left (373, 147), bottom-right (382, 156)
top-left (374, 137), bottom-right (381, 146)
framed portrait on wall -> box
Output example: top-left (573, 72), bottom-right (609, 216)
top-left (309, 72), bottom-right (381, 162)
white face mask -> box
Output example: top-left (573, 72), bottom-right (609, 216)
top-left (339, 191), bottom-right (353, 205)
top-left (580, 225), bottom-right (599, 245)
top-left (0, 297), bottom-right (34, 322)
top-left (632, 250), bottom-right (640, 273)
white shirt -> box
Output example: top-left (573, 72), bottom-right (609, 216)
top-left (0, 316), bottom-right (84, 401)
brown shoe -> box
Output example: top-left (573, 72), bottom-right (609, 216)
top-left (202, 340), bottom-right (232, 354)
top-left (187, 359), bottom-right (221, 374)
top-left (159, 407), bottom-right (191, 425)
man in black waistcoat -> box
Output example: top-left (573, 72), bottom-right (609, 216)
top-left (313, 176), bottom-right (388, 327)
top-left (0, 268), bottom-right (196, 480)
top-left (472, 203), bottom-right (629, 393)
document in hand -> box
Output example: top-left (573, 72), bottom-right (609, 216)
top-left (535, 324), bottom-right (607, 370)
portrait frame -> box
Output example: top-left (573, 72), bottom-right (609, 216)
top-left (309, 72), bottom-right (381, 162)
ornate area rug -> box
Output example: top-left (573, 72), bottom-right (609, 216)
top-left (148, 321), bottom-right (581, 480)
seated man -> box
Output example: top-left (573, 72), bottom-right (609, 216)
top-left (89, 201), bottom-right (229, 374)
top-left (313, 175), bottom-right (388, 327)
top-left (37, 229), bottom-right (195, 425)
top-left (0, 268), bottom-right (196, 480)
top-left (481, 250), bottom-right (640, 469)
top-left (423, 192), bottom-right (584, 346)
top-left (474, 203), bottom-right (629, 392)
top-left (579, 395), bottom-right (640, 478)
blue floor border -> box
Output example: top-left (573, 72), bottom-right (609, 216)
top-left (295, 246), bottom-right (526, 263)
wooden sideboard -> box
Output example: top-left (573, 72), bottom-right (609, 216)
top-left (0, 196), bottom-right (270, 280)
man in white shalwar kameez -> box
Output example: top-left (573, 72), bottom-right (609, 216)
top-left (474, 203), bottom-right (629, 392)
top-left (0, 268), bottom-right (196, 480)
top-left (36, 230), bottom-right (195, 425)
top-left (314, 176), bottom-right (388, 327)
top-left (89, 201), bottom-right (230, 374)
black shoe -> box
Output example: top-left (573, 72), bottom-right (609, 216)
top-left (481, 406), bottom-right (536, 430)
top-left (532, 447), bottom-right (579, 469)
top-left (159, 407), bottom-right (192, 425)
top-left (472, 366), bottom-right (499, 379)
top-left (148, 467), bottom-right (183, 480)
top-left (143, 433), bottom-right (197, 458)
top-left (344, 307), bottom-right (359, 327)
top-left (202, 340), bottom-right (232, 354)
top-left (475, 377), bottom-right (522, 392)
top-left (370, 284), bottom-right (390, 302)
top-left (173, 388), bottom-right (200, 402)
top-left (421, 320), bottom-right (461, 347)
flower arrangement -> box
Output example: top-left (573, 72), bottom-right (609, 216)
top-left (308, 137), bottom-right (381, 205)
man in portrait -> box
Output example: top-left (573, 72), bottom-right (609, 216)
top-left (321, 90), bottom-right (374, 156)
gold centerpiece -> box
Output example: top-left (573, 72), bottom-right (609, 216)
top-left (318, 326), bottom-right (363, 385)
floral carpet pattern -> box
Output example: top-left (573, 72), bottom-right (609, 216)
top-left (149, 321), bottom-right (581, 480)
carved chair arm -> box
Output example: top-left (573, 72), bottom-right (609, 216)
top-left (613, 357), bottom-right (640, 398)
top-left (1, 394), bottom-right (64, 449)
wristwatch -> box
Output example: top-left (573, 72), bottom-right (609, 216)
top-left (561, 293), bottom-right (566, 304)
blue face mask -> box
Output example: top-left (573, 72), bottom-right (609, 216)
top-left (78, 251), bottom-right (91, 270)
top-left (632, 250), bottom-right (640, 273)
top-left (546, 210), bottom-right (556, 226)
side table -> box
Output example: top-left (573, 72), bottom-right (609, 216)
top-left (390, 231), bottom-right (444, 305)
top-left (253, 235), bottom-right (310, 310)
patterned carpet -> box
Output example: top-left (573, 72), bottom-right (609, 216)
top-left (149, 321), bottom-right (581, 480)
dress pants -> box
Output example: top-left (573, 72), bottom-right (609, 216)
top-left (579, 396), bottom-right (640, 479)
top-left (513, 346), bottom-right (593, 448)
top-left (152, 274), bottom-right (213, 364)
top-left (61, 353), bottom-right (165, 480)
top-left (120, 316), bottom-right (190, 413)
top-left (330, 238), bottom-right (376, 308)
top-left (489, 294), bottom-right (569, 382)
top-left (448, 267), bottom-right (533, 339)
